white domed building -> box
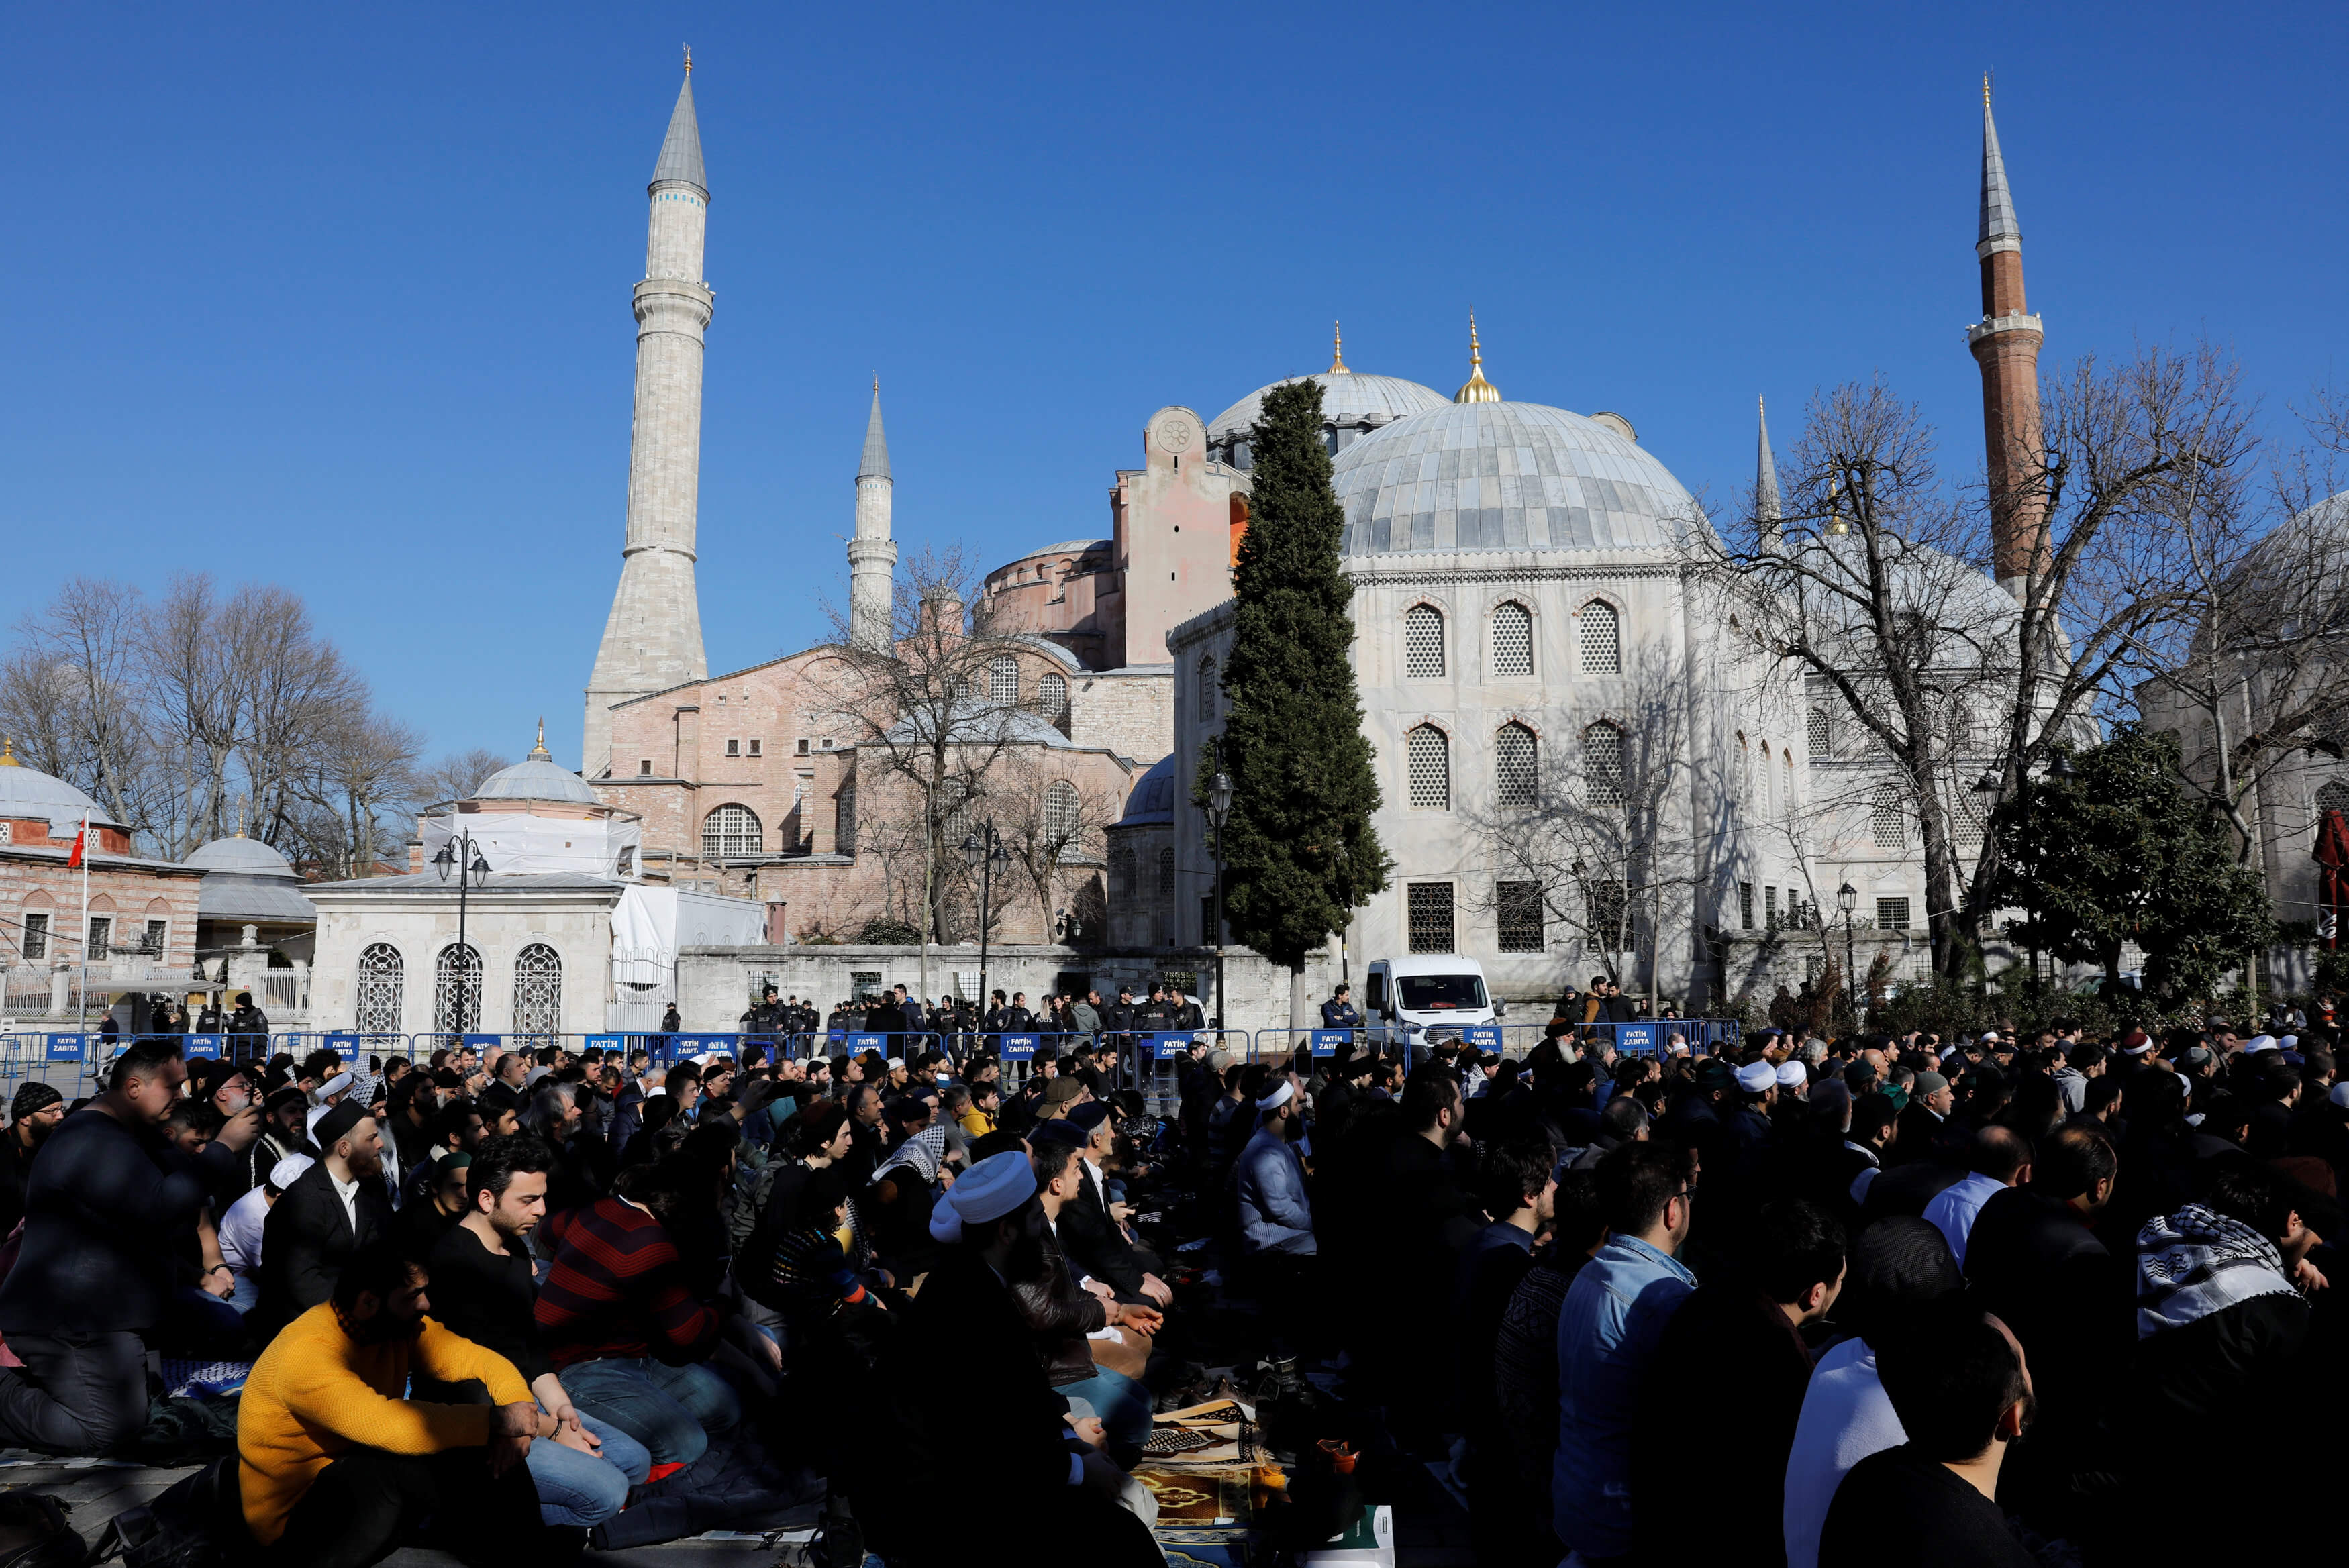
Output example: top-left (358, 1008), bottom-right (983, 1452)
top-left (1168, 333), bottom-right (1813, 1009)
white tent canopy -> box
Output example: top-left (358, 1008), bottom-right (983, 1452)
top-left (420, 811), bottom-right (642, 880)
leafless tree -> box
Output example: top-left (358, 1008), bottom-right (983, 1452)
top-left (3, 578), bottom-right (151, 832)
top-left (990, 749), bottom-right (1119, 944)
top-left (815, 545), bottom-right (1061, 942)
top-left (1686, 346), bottom-right (2254, 982)
top-left (412, 748), bottom-right (511, 812)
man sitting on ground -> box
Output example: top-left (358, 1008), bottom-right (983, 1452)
top-left (238, 1239), bottom-right (548, 1565)
top-left (259, 1099), bottom-right (394, 1335)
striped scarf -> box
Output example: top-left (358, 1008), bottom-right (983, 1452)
top-left (2134, 1202), bottom-right (2298, 1339)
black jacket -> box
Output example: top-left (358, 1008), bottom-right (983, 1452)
top-left (258, 1160), bottom-right (394, 1333)
top-left (1052, 1160), bottom-right (1147, 1298)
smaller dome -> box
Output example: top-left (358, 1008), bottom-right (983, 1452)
top-left (1209, 372), bottom-right (1448, 448)
top-left (1115, 755), bottom-right (1178, 827)
top-left (473, 724), bottom-right (597, 804)
top-left (185, 834), bottom-right (297, 876)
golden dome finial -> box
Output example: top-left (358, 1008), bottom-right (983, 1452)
top-left (530, 718), bottom-right (552, 762)
top-left (235, 797), bottom-right (247, 838)
top-left (0, 736), bottom-right (17, 767)
top-left (684, 44), bottom-right (693, 77)
top-left (1454, 312), bottom-right (1501, 403)
top-left (1328, 321), bottom-right (1350, 375)
top-left (1983, 72), bottom-right (1991, 108)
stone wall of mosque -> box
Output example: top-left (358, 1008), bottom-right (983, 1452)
top-left (1068, 666), bottom-right (1174, 764)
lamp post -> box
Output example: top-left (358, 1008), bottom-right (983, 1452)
top-left (1837, 881), bottom-right (1859, 1029)
top-left (1205, 749), bottom-right (1233, 1035)
top-left (960, 819), bottom-right (1009, 1024)
top-left (432, 822), bottom-right (492, 1037)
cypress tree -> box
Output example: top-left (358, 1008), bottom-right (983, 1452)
top-left (1202, 378), bottom-right (1391, 986)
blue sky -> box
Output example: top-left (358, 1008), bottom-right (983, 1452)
top-left (6, 1), bottom-right (2344, 770)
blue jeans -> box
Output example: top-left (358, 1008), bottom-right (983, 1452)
top-left (1056, 1366), bottom-right (1152, 1452)
top-left (528, 1412), bottom-right (650, 1528)
top-left (560, 1357), bottom-right (741, 1469)
top-left (226, 1273), bottom-right (261, 1318)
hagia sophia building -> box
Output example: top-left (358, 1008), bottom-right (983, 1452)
top-left (556, 60), bottom-right (2060, 1012)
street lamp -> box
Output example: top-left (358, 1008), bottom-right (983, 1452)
top-left (1205, 750), bottom-right (1234, 1035)
top-left (1836, 882), bottom-right (1860, 1030)
top-left (432, 823), bottom-right (492, 1038)
top-left (960, 820), bottom-right (1009, 1028)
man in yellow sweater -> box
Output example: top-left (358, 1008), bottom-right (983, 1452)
top-left (238, 1237), bottom-right (552, 1565)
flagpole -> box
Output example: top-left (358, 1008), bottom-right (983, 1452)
top-left (77, 811), bottom-right (89, 1037)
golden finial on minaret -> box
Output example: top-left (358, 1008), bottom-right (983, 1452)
top-left (1328, 322), bottom-right (1350, 376)
top-left (873, 374), bottom-right (880, 393)
top-left (0, 736), bottom-right (17, 767)
top-left (235, 798), bottom-right (247, 838)
top-left (1983, 72), bottom-right (1991, 107)
top-left (684, 44), bottom-right (693, 76)
top-left (1454, 312), bottom-right (1501, 403)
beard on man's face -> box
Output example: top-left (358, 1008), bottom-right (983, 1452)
top-left (346, 1304), bottom-right (427, 1345)
top-left (346, 1140), bottom-right (385, 1182)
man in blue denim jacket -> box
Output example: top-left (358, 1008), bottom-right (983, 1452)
top-left (1552, 1141), bottom-right (1699, 1565)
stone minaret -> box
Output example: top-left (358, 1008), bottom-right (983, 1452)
top-left (583, 62), bottom-right (713, 777)
top-left (848, 380), bottom-right (897, 652)
top-left (1966, 79), bottom-right (2048, 594)
top-left (1756, 395), bottom-right (1782, 540)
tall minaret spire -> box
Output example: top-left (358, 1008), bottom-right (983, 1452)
top-left (1966, 76), bottom-right (2048, 592)
top-left (1756, 395), bottom-right (1782, 537)
top-left (583, 64), bottom-right (715, 776)
top-left (848, 379), bottom-right (898, 653)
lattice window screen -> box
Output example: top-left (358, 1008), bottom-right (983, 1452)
top-left (1407, 882), bottom-right (1455, 953)
top-left (1579, 601), bottom-right (1621, 674)
top-left (1407, 725), bottom-right (1451, 809)
top-left (1404, 607), bottom-right (1445, 678)
top-left (1585, 724), bottom-right (1625, 808)
top-left (1495, 723), bottom-right (1538, 807)
top-left (1491, 603), bottom-right (1533, 677)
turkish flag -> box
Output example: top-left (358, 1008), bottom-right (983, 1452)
top-left (2315, 808), bottom-right (2349, 949)
top-left (64, 817), bottom-right (85, 869)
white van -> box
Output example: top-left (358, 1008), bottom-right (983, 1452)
top-left (1363, 955), bottom-right (1502, 1048)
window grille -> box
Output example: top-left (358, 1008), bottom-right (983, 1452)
top-left (22, 912), bottom-right (48, 959)
top-left (1044, 780), bottom-right (1081, 847)
top-left (1036, 671), bottom-right (1069, 723)
top-left (434, 943), bottom-right (481, 1035)
top-left (1495, 723), bottom-right (1538, 807)
top-left (1764, 885), bottom-right (1779, 927)
top-left (1808, 704), bottom-right (1832, 757)
top-left (87, 917), bottom-right (111, 955)
top-left (1497, 881), bottom-right (1544, 951)
top-left (1579, 601), bottom-right (1621, 674)
top-left (143, 920), bottom-right (167, 955)
top-left (1739, 735), bottom-right (1752, 806)
top-left (639, 759), bottom-right (652, 776)
top-left (1491, 603), bottom-right (1533, 676)
top-left (511, 943), bottom-right (562, 1045)
top-left (748, 738), bottom-right (762, 757)
top-left (702, 802), bottom-right (762, 859)
top-left (836, 780), bottom-right (856, 851)
top-left (1759, 741), bottom-right (1774, 817)
top-left (1406, 725), bottom-right (1450, 810)
top-left (988, 656), bottom-right (1019, 704)
top-left (1157, 847), bottom-right (1176, 894)
top-left (1585, 723), bottom-right (1626, 808)
top-left (2317, 780), bottom-right (2349, 817)
top-left (1407, 882), bottom-right (1455, 953)
top-left (725, 738), bottom-right (740, 757)
top-left (1954, 791), bottom-right (1986, 847)
top-left (1871, 785), bottom-right (1907, 849)
top-left (1944, 700), bottom-right (1974, 759)
top-left (1196, 657), bottom-right (1217, 722)
top-left (1738, 882), bottom-right (1754, 931)
top-left (1782, 751), bottom-right (1795, 814)
top-left (1589, 881), bottom-right (1628, 950)
top-left (356, 942), bottom-right (403, 1037)
top-left (1404, 606), bottom-right (1445, 678)
top-left (1876, 897), bottom-right (1912, 930)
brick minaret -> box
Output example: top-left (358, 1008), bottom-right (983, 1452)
top-left (583, 59), bottom-right (713, 777)
top-left (1966, 79), bottom-right (2048, 594)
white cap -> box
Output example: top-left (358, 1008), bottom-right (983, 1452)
top-left (1774, 1061), bottom-right (1807, 1089)
top-left (268, 1153), bottom-right (314, 1189)
top-left (2244, 1035), bottom-right (2279, 1055)
top-left (2279, 1035), bottom-right (2299, 1051)
top-left (1258, 1080), bottom-right (1296, 1110)
top-left (1735, 1061), bottom-right (1777, 1093)
top-left (313, 1071), bottom-right (353, 1104)
top-left (926, 1150), bottom-right (1038, 1243)
top-left (885, 1058), bottom-right (905, 1071)
top-left (1981, 1032), bottom-right (2001, 1045)
top-left (2330, 1083), bottom-right (2349, 1110)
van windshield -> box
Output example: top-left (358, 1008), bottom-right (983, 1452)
top-left (1398, 974), bottom-right (1487, 1012)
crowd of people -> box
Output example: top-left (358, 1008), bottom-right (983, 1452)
top-left (0, 986), bottom-right (2340, 1565)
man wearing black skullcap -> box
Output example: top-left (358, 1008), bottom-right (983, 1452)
top-left (0, 1082), bottom-right (66, 1236)
top-left (257, 1099), bottom-right (393, 1337)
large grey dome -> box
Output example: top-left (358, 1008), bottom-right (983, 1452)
top-left (1115, 755), bottom-right (1178, 827)
top-left (1332, 401), bottom-right (1702, 556)
top-left (474, 756), bottom-right (597, 805)
top-left (0, 755), bottom-right (113, 835)
top-left (1208, 372), bottom-right (1447, 448)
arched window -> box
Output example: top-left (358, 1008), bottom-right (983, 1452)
top-left (1579, 600), bottom-right (1621, 674)
top-left (1197, 656), bottom-right (1218, 723)
top-left (1044, 780), bottom-right (1081, 847)
top-left (434, 943), bottom-right (481, 1035)
top-left (1495, 723), bottom-right (1538, 808)
top-left (511, 943), bottom-right (562, 1045)
top-left (2317, 780), bottom-right (2349, 817)
top-left (1954, 790), bottom-right (1986, 848)
top-left (1808, 703), bottom-right (1833, 757)
top-left (1944, 699), bottom-right (1976, 759)
top-left (1157, 847), bottom-right (1176, 894)
top-left (1585, 723), bottom-right (1626, 808)
top-left (987, 655), bottom-right (1019, 704)
top-left (1782, 750), bottom-right (1795, 815)
top-left (1036, 671), bottom-right (1069, 723)
top-left (836, 778), bottom-right (858, 851)
top-left (1404, 605), bottom-right (1445, 678)
top-left (1406, 725), bottom-right (1451, 809)
top-left (1491, 602), bottom-right (1533, 677)
top-left (355, 943), bottom-right (403, 1039)
top-left (1738, 734), bottom-right (1752, 808)
top-left (1759, 739), bottom-right (1775, 817)
top-left (702, 802), bottom-right (762, 859)
top-left (1872, 784), bottom-right (1907, 849)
